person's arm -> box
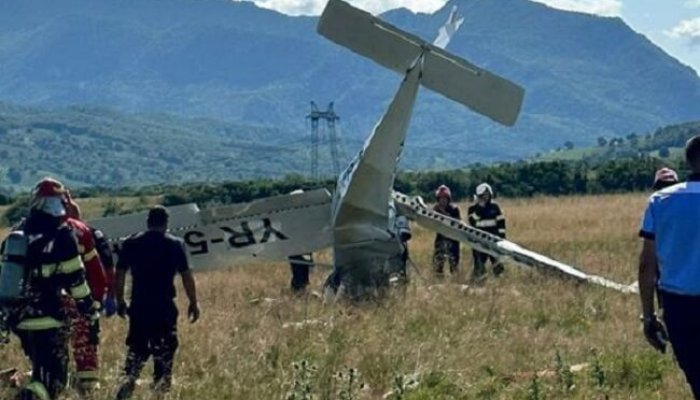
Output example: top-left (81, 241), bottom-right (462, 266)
top-left (467, 206), bottom-right (476, 227)
top-left (638, 238), bottom-right (658, 318)
top-left (181, 270), bottom-right (199, 323)
top-left (495, 204), bottom-right (506, 239)
top-left (175, 240), bottom-right (199, 323)
top-left (637, 199), bottom-right (667, 353)
top-left (115, 241), bottom-right (130, 318)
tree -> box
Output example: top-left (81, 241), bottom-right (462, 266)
top-left (564, 141), bottom-right (574, 150)
top-left (658, 147), bottom-right (670, 158)
top-left (597, 137), bottom-right (608, 147)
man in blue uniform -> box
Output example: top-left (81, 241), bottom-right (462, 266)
top-left (639, 135), bottom-right (700, 399)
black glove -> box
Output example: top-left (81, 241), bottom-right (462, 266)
top-left (643, 315), bottom-right (668, 353)
top-left (117, 302), bottom-right (129, 319)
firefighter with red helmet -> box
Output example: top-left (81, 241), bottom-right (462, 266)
top-left (58, 188), bottom-right (114, 392)
top-left (2, 178), bottom-right (98, 399)
top-left (432, 185), bottom-right (461, 277)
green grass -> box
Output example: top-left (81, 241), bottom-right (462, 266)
top-left (0, 193), bottom-right (692, 399)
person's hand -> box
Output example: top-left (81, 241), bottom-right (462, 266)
top-left (643, 315), bottom-right (668, 353)
top-left (103, 296), bottom-right (117, 318)
top-left (187, 302), bottom-right (200, 324)
top-left (117, 302), bottom-right (129, 319)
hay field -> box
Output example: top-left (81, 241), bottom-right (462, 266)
top-left (0, 193), bottom-right (691, 399)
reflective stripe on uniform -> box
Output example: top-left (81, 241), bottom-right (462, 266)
top-left (78, 244), bottom-right (85, 254)
top-left (75, 370), bottom-right (100, 381)
top-left (60, 256), bottom-right (83, 274)
top-left (498, 229), bottom-right (506, 234)
top-left (496, 215), bottom-right (505, 221)
top-left (469, 213), bottom-right (480, 221)
top-left (83, 248), bottom-right (98, 262)
top-left (476, 220), bottom-right (497, 228)
top-left (23, 381), bottom-right (51, 400)
top-left (41, 264), bottom-right (58, 278)
top-left (16, 317), bottom-right (64, 330)
top-left (70, 282), bottom-right (91, 299)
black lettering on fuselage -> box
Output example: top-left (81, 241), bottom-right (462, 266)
top-left (181, 218), bottom-right (289, 255)
top-left (221, 222), bottom-right (256, 248)
top-left (184, 231), bottom-right (209, 255)
top-left (260, 218), bottom-right (289, 243)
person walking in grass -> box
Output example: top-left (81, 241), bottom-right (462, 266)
top-left (638, 136), bottom-right (700, 399)
top-left (115, 206), bottom-right (200, 400)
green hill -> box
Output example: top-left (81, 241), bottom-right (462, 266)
top-left (0, 103), bottom-right (314, 189)
top-left (535, 121), bottom-right (700, 164)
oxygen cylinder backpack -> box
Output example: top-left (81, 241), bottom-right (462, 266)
top-left (0, 230), bottom-right (29, 303)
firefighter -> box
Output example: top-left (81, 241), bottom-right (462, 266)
top-left (3, 178), bottom-right (97, 400)
top-left (60, 189), bottom-right (114, 392)
top-left (115, 206), bottom-right (199, 399)
top-left (467, 183), bottom-right (506, 280)
top-left (432, 185), bottom-right (461, 277)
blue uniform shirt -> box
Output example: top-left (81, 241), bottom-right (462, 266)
top-left (640, 175), bottom-right (700, 295)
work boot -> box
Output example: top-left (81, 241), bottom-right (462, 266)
top-left (115, 379), bottom-right (136, 400)
top-left (493, 263), bottom-right (505, 277)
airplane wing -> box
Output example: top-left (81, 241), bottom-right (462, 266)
top-left (317, 0), bottom-right (524, 126)
top-left (89, 189), bottom-right (334, 271)
top-left (392, 191), bottom-right (638, 294)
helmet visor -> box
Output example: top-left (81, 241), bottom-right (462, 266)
top-left (36, 196), bottom-right (66, 217)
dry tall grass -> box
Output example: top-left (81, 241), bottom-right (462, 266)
top-left (0, 193), bottom-right (691, 399)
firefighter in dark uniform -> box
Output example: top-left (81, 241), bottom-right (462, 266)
top-left (467, 183), bottom-right (506, 280)
top-left (432, 185), bottom-right (461, 277)
top-left (115, 206), bottom-right (200, 400)
top-left (3, 179), bottom-right (97, 400)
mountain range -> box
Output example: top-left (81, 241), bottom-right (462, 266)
top-left (0, 0), bottom-right (699, 187)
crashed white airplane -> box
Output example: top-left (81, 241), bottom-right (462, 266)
top-left (89, 0), bottom-right (637, 296)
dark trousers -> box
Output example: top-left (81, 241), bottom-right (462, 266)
top-left (472, 250), bottom-right (500, 278)
top-left (117, 304), bottom-right (179, 399)
top-left (289, 255), bottom-right (310, 292)
top-left (17, 327), bottom-right (69, 399)
top-left (433, 239), bottom-right (460, 274)
top-left (661, 290), bottom-right (700, 399)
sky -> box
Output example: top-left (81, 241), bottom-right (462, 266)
top-left (233, 0), bottom-right (700, 74)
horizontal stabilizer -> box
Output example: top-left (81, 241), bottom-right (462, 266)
top-left (317, 0), bottom-right (525, 126)
top-left (392, 191), bottom-right (637, 294)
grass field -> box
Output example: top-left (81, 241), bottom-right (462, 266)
top-left (0, 193), bottom-right (691, 399)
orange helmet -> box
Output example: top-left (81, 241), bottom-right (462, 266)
top-left (31, 177), bottom-right (68, 217)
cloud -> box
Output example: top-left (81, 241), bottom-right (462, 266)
top-left (666, 17), bottom-right (700, 46)
top-left (529, 0), bottom-right (622, 17)
top-left (232, 0), bottom-right (447, 16)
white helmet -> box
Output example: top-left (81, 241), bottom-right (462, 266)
top-left (475, 183), bottom-right (493, 197)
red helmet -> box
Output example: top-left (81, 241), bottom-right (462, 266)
top-left (435, 185), bottom-right (452, 200)
top-left (31, 177), bottom-right (68, 216)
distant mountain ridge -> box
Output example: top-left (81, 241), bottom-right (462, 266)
top-left (0, 0), bottom-right (699, 174)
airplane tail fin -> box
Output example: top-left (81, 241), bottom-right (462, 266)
top-left (317, 0), bottom-right (525, 126)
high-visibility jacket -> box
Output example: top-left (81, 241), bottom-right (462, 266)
top-left (13, 216), bottom-right (94, 331)
top-left (467, 202), bottom-right (506, 238)
top-left (65, 218), bottom-right (108, 302)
